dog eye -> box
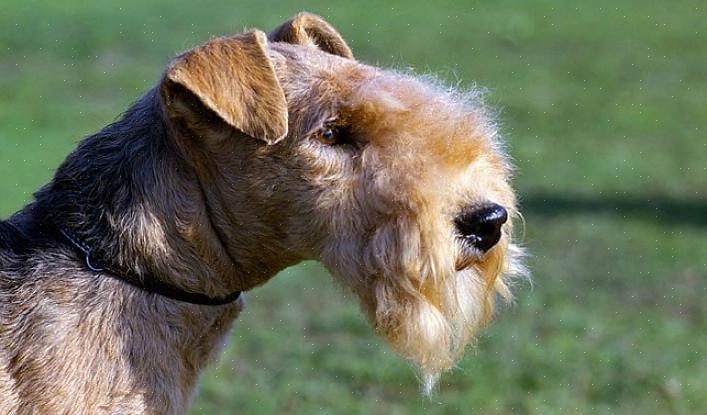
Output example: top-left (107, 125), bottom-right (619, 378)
top-left (318, 127), bottom-right (339, 145)
top-left (314, 121), bottom-right (359, 149)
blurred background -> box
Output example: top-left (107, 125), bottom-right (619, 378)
top-left (1, 1), bottom-right (705, 414)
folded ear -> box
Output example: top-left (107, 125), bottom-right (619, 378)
top-left (269, 12), bottom-right (353, 59)
top-left (161, 30), bottom-right (288, 144)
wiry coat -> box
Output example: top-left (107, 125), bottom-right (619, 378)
top-left (0, 88), bottom-right (246, 413)
top-left (0, 12), bottom-right (524, 414)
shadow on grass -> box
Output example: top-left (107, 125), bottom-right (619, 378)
top-left (522, 193), bottom-right (707, 226)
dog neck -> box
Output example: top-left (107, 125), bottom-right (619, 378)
top-left (27, 88), bottom-right (289, 299)
top-left (56, 226), bottom-right (242, 305)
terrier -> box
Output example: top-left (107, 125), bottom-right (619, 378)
top-left (0, 12), bottom-right (525, 414)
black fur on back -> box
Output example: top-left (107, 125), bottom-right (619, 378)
top-left (1, 87), bottom-right (190, 276)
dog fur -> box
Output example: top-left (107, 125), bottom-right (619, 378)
top-left (0, 12), bottom-right (525, 414)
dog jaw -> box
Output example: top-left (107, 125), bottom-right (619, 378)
top-left (321, 214), bottom-right (525, 395)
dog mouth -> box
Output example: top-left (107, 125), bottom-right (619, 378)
top-left (454, 236), bottom-right (481, 271)
top-left (454, 233), bottom-right (503, 271)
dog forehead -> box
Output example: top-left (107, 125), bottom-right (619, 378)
top-left (268, 42), bottom-right (369, 98)
top-left (351, 74), bottom-right (500, 164)
top-left (268, 42), bottom-right (500, 168)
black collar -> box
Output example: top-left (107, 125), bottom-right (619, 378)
top-left (58, 227), bottom-right (241, 306)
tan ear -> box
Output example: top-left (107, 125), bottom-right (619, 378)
top-left (161, 30), bottom-right (288, 144)
top-left (269, 12), bottom-right (353, 59)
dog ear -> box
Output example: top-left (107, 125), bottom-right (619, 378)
top-left (269, 12), bottom-right (353, 59)
top-left (161, 30), bottom-right (288, 144)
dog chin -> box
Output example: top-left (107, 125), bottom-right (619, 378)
top-left (332, 234), bottom-right (523, 396)
top-left (369, 265), bottom-right (491, 396)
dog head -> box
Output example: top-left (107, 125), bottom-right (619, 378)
top-left (159, 12), bottom-right (526, 392)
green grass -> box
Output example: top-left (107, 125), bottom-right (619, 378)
top-left (1, 1), bottom-right (705, 414)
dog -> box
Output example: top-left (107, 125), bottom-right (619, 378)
top-left (0, 12), bottom-right (525, 414)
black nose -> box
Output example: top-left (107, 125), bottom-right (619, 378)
top-left (455, 203), bottom-right (508, 252)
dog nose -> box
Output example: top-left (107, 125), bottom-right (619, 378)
top-left (455, 203), bottom-right (508, 252)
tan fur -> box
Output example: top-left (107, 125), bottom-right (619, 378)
top-left (163, 30), bottom-right (288, 144)
top-left (269, 12), bottom-right (354, 59)
top-left (0, 12), bottom-right (525, 414)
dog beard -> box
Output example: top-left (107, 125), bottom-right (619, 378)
top-left (348, 217), bottom-right (521, 395)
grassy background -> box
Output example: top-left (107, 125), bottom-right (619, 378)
top-left (1, 1), bottom-right (705, 414)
